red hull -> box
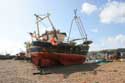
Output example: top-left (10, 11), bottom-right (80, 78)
top-left (31, 52), bottom-right (86, 67)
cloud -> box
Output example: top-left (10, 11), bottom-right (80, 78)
top-left (90, 34), bottom-right (125, 51)
top-left (102, 34), bottom-right (125, 48)
top-left (99, 1), bottom-right (125, 23)
top-left (107, 0), bottom-right (112, 2)
top-left (81, 2), bottom-right (97, 15)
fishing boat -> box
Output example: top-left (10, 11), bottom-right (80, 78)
top-left (27, 10), bottom-right (92, 67)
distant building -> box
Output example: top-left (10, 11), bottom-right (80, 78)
top-left (88, 48), bottom-right (125, 60)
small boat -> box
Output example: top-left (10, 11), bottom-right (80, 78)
top-left (27, 10), bottom-right (92, 67)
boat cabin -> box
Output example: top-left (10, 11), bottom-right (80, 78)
top-left (41, 30), bottom-right (67, 44)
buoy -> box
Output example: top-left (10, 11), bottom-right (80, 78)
top-left (50, 37), bottom-right (58, 46)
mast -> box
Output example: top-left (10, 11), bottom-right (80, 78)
top-left (47, 13), bottom-right (56, 31)
top-left (47, 13), bottom-right (58, 39)
top-left (34, 13), bottom-right (58, 39)
top-left (35, 14), bottom-right (40, 38)
top-left (67, 9), bottom-right (87, 42)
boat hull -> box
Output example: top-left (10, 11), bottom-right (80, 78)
top-left (30, 52), bottom-right (86, 67)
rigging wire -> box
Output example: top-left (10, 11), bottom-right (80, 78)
top-left (79, 17), bottom-right (87, 40)
top-left (75, 18), bottom-right (84, 39)
top-left (67, 18), bottom-right (74, 42)
top-left (67, 9), bottom-right (87, 42)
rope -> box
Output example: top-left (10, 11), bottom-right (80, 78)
top-left (79, 17), bottom-right (87, 40)
top-left (75, 17), bottom-right (84, 39)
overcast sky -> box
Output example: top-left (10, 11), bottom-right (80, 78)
top-left (0, 0), bottom-right (124, 54)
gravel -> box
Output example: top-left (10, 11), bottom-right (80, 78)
top-left (0, 60), bottom-right (125, 83)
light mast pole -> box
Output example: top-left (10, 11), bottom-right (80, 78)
top-left (35, 15), bottom-right (40, 38)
